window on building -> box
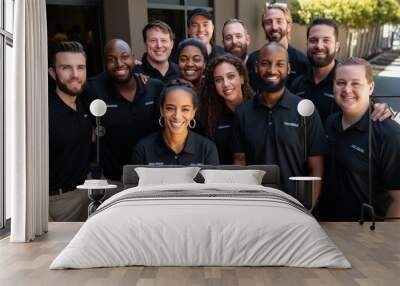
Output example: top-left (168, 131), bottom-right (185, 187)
top-left (46, 0), bottom-right (104, 77)
top-left (1, 0), bottom-right (14, 231)
top-left (148, 0), bottom-right (214, 48)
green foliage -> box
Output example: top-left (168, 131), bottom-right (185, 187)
top-left (290, 0), bottom-right (400, 28)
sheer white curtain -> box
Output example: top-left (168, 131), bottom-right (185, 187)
top-left (7, 0), bottom-right (48, 242)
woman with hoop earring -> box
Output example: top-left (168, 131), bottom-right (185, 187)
top-left (132, 79), bottom-right (219, 165)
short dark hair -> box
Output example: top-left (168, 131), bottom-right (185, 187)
top-left (160, 79), bottom-right (199, 109)
top-left (142, 20), bottom-right (175, 42)
top-left (176, 38), bottom-right (209, 64)
top-left (50, 41), bottom-right (86, 68)
top-left (307, 18), bottom-right (339, 40)
top-left (336, 57), bottom-right (374, 83)
top-left (222, 18), bottom-right (248, 38)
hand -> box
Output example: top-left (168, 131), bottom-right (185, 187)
top-left (135, 73), bottom-right (149, 84)
top-left (371, 103), bottom-right (393, 121)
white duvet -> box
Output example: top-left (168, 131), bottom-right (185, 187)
top-left (50, 183), bottom-right (351, 269)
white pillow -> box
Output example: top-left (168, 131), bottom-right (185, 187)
top-left (200, 169), bottom-right (266, 185)
top-left (135, 167), bottom-right (201, 186)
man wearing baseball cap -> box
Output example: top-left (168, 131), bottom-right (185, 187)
top-left (187, 8), bottom-right (225, 60)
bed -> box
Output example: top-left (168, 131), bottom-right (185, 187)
top-left (50, 165), bottom-right (350, 269)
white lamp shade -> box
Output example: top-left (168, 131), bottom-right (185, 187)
top-left (89, 99), bottom-right (107, 117)
top-left (297, 99), bottom-right (315, 117)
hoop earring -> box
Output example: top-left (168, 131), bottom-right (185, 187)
top-left (158, 116), bottom-right (164, 127)
top-left (189, 118), bottom-right (196, 129)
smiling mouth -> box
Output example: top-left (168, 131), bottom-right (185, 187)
top-left (223, 89), bottom-right (234, 95)
top-left (313, 51), bottom-right (327, 57)
top-left (114, 68), bottom-right (129, 75)
top-left (183, 70), bottom-right (198, 76)
top-left (265, 75), bottom-right (279, 81)
top-left (170, 122), bottom-right (185, 129)
top-left (153, 50), bottom-right (166, 55)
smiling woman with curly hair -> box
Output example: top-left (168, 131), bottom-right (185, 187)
top-left (200, 54), bottom-right (254, 164)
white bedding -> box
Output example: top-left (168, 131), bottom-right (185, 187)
top-left (50, 183), bottom-right (351, 269)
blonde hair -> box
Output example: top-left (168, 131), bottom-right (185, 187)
top-left (262, 3), bottom-right (292, 26)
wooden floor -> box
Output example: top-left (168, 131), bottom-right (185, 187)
top-left (0, 222), bottom-right (399, 286)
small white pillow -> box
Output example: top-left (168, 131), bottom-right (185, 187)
top-left (135, 167), bottom-right (201, 186)
top-left (200, 169), bottom-right (266, 185)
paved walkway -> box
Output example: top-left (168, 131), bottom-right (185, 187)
top-left (370, 50), bottom-right (400, 111)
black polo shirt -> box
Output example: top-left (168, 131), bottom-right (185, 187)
top-left (209, 42), bottom-right (225, 60)
top-left (134, 53), bottom-right (180, 83)
top-left (213, 108), bottom-right (235, 164)
top-left (132, 130), bottom-right (219, 165)
top-left (232, 89), bottom-right (328, 196)
top-left (87, 72), bottom-right (164, 180)
top-left (49, 91), bottom-right (93, 192)
top-left (318, 111), bottom-right (400, 221)
top-left (247, 45), bottom-right (309, 92)
top-left (290, 62), bottom-right (340, 123)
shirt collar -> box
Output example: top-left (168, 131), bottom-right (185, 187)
top-left (334, 109), bottom-right (369, 132)
top-left (141, 53), bottom-right (176, 77)
top-left (104, 72), bottom-right (145, 101)
top-left (155, 130), bottom-right (196, 156)
top-left (304, 60), bottom-right (338, 86)
top-left (50, 89), bottom-right (84, 113)
top-left (253, 89), bottom-right (292, 110)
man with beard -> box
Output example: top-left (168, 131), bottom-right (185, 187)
top-left (246, 3), bottom-right (308, 91)
top-left (134, 20), bottom-right (180, 83)
top-left (233, 42), bottom-right (328, 199)
top-left (222, 18), bottom-right (251, 63)
top-left (87, 39), bottom-right (164, 182)
top-left (291, 18), bottom-right (393, 123)
top-left (48, 41), bottom-right (91, 221)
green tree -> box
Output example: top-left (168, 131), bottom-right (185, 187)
top-left (290, 0), bottom-right (400, 28)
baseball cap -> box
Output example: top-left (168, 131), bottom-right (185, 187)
top-left (187, 8), bottom-right (213, 26)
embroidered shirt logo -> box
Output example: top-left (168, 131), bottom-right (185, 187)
top-left (283, 121), bottom-right (299, 127)
top-left (295, 91), bottom-right (305, 96)
top-left (351, 144), bottom-right (365, 153)
top-left (323, 92), bottom-right (334, 98)
top-left (145, 101), bottom-right (154, 106)
top-left (217, 124), bottom-right (231, 129)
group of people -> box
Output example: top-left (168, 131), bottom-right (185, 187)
top-left (49, 5), bottom-right (400, 223)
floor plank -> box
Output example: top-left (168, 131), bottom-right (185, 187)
top-left (0, 222), bottom-right (399, 286)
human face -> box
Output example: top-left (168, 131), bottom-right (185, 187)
top-left (105, 41), bottom-right (134, 84)
top-left (334, 65), bottom-right (374, 116)
top-left (307, 25), bottom-right (339, 68)
top-left (188, 15), bottom-right (214, 45)
top-left (50, 52), bottom-right (87, 97)
top-left (213, 62), bottom-right (244, 105)
top-left (178, 45), bottom-right (206, 84)
top-left (145, 27), bottom-right (174, 64)
top-left (256, 45), bottom-right (290, 92)
top-left (262, 9), bottom-right (290, 43)
top-left (160, 89), bottom-right (197, 135)
top-left (223, 22), bottom-right (250, 60)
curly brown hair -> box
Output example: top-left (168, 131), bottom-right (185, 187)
top-left (200, 54), bottom-right (254, 138)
